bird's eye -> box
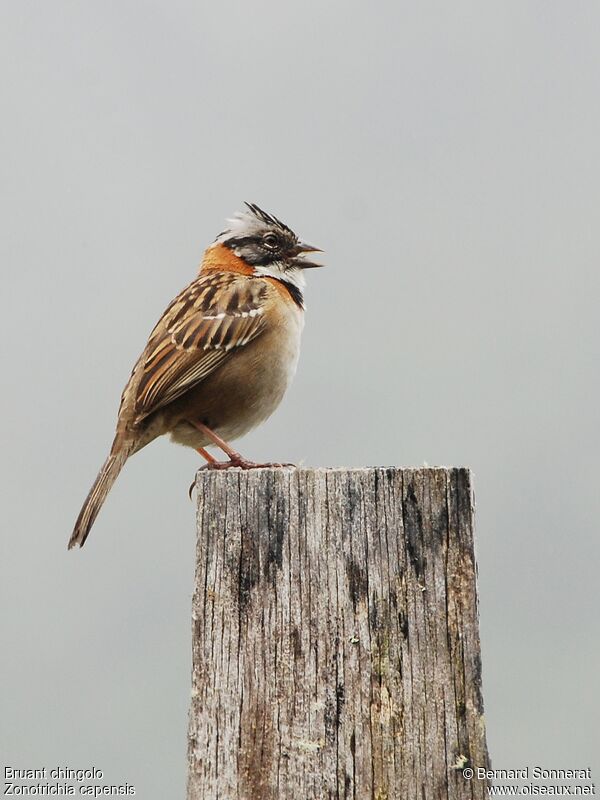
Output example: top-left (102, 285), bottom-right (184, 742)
top-left (262, 233), bottom-right (279, 249)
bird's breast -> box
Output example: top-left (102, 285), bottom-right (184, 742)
top-left (220, 302), bottom-right (304, 436)
top-left (168, 303), bottom-right (304, 447)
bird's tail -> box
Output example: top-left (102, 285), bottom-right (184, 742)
top-left (68, 444), bottom-right (132, 549)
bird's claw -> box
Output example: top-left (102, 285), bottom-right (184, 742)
top-left (189, 459), bottom-right (295, 498)
top-left (200, 458), bottom-right (296, 470)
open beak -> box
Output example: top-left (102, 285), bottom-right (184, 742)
top-left (293, 241), bottom-right (324, 269)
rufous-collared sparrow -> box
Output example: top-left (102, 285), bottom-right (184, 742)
top-left (69, 203), bottom-right (322, 549)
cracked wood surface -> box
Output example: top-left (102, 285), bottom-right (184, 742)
top-left (187, 467), bottom-right (489, 799)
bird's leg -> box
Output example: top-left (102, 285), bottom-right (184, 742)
top-left (189, 446), bottom-right (219, 497)
top-left (187, 420), bottom-right (295, 470)
top-left (196, 446), bottom-right (217, 464)
top-left (191, 421), bottom-right (247, 462)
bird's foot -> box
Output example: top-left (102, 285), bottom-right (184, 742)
top-left (200, 458), bottom-right (296, 471)
top-left (189, 458), bottom-right (295, 497)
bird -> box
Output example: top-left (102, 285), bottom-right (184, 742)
top-left (68, 203), bottom-right (322, 549)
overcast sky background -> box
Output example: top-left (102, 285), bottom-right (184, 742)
top-left (2, 1), bottom-right (599, 796)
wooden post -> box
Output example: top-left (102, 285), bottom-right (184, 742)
top-left (187, 467), bottom-right (489, 799)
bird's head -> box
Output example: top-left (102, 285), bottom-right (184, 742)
top-left (214, 203), bottom-right (323, 290)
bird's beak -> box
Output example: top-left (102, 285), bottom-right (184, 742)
top-left (293, 241), bottom-right (324, 269)
top-left (298, 242), bottom-right (322, 254)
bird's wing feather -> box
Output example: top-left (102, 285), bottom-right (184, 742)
top-left (122, 272), bottom-right (268, 422)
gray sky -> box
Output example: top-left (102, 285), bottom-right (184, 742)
top-left (2, 1), bottom-right (599, 795)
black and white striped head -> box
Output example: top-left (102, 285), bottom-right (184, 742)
top-left (215, 203), bottom-right (322, 288)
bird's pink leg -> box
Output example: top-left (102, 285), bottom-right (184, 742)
top-left (188, 420), bottom-right (294, 470)
top-left (189, 447), bottom-right (219, 497)
top-left (196, 446), bottom-right (217, 464)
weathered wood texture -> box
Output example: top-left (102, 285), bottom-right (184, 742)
top-left (188, 467), bottom-right (489, 799)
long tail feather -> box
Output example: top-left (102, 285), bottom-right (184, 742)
top-left (68, 446), bottom-right (131, 549)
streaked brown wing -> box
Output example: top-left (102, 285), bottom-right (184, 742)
top-left (126, 272), bottom-right (268, 421)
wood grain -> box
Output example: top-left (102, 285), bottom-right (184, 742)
top-left (187, 467), bottom-right (489, 799)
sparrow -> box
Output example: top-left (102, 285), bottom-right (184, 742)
top-left (68, 203), bottom-right (322, 549)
